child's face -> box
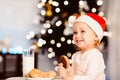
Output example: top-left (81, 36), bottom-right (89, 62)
top-left (73, 22), bottom-right (98, 52)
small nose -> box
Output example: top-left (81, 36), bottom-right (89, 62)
top-left (76, 32), bottom-right (81, 38)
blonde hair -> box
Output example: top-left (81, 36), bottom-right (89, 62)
top-left (94, 39), bottom-right (100, 48)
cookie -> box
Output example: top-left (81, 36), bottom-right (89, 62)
top-left (59, 55), bottom-right (70, 69)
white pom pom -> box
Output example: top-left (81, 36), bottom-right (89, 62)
top-left (68, 15), bottom-right (76, 27)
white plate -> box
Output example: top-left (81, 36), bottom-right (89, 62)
top-left (6, 77), bottom-right (25, 80)
top-left (26, 78), bottom-right (53, 80)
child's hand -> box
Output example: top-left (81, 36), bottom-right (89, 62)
top-left (57, 63), bottom-right (66, 78)
top-left (57, 63), bottom-right (74, 80)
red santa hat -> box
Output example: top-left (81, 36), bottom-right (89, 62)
top-left (68, 13), bottom-right (106, 41)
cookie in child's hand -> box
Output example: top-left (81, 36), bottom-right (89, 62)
top-left (59, 55), bottom-right (70, 69)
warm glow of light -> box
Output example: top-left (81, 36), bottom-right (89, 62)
top-left (48, 52), bottom-right (55, 58)
top-left (91, 8), bottom-right (97, 13)
top-left (61, 37), bottom-right (65, 42)
top-left (67, 39), bottom-right (72, 44)
top-left (37, 38), bottom-right (43, 47)
top-left (42, 0), bottom-right (47, 3)
top-left (48, 29), bottom-right (53, 34)
top-left (64, 0), bottom-right (69, 5)
top-left (48, 47), bottom-right (53, 52)
top-left (97, 0), bottom-right (103, 6)
top-left (52, 1), bottom-right (59, 6)
top-left (50, 39), bottom-right (55, 44)
top-left (40, 10), bottom-right (46, 16)
top-left (67, 52), bottom-right (72, 57)
top-left (46, 10), bottom-right (52, 17)
top-left (48, 53), bottom-right (52, 58)
top-left (43, 23), bottom-right (51, 28)
top-left (37, 42), bottom-right (43, 47)
top-left (40, 29), bottom-right (46, 34)
top-left (43, 40), bottom-right (46, 45)
top-left (37, 38), bottom-right (46, 47)
top-left (98, 12), bottom-right (104, 17)
top-left (55, 66), bottom-right (58, 71)
top-left (48, 0), bottom-right (53, 4)
top-left (53, 60), bottom-right (58, 65)
top-left (79, 0), bottom-right (84, 5)
top-left (26, 31), bottom-right (35, 39)
top-left (37, 2), bottom-right (45, 8)
top-left (56, 43), bottom-right (61, 48)
top-left (55, 8), bottom-right (60, 13)
top-left (55, 20), bottom-right (62, 26)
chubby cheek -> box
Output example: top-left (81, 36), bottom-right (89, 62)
top-left (72, 36), bottom-right (76, 44)
top-left (73, 39), bottom-right (80, 48)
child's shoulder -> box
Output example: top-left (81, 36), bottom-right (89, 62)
top-left (87, 48), bottom-right (103, 58)
top-left (72, 51), bottom-right (80, 58)
top-left (73, 51), bottom-right (80, 55)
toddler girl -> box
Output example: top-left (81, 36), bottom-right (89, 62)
top-left (58, 13), bottom-right (106, 80)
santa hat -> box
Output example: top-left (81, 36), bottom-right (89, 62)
top-left (68, 13), bottom-right (106, 41)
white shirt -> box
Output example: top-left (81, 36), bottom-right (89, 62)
top-left (72, 48), bottom-right (106, 80)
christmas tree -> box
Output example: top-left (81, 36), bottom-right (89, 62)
top-left (30, 0), bottom-right (108, 59)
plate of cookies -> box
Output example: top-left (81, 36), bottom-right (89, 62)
top-left (25, 68), bottom-right (56, 80)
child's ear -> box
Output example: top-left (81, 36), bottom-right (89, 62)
top-left (94, 36), bottom-right (99, 41)
top-left (94, 36), bottom-right (100, 47)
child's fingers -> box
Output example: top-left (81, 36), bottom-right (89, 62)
top-left (57, 63), bottom-right (63, 72)
top-left (58, 62), bottom-right (63, 67)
